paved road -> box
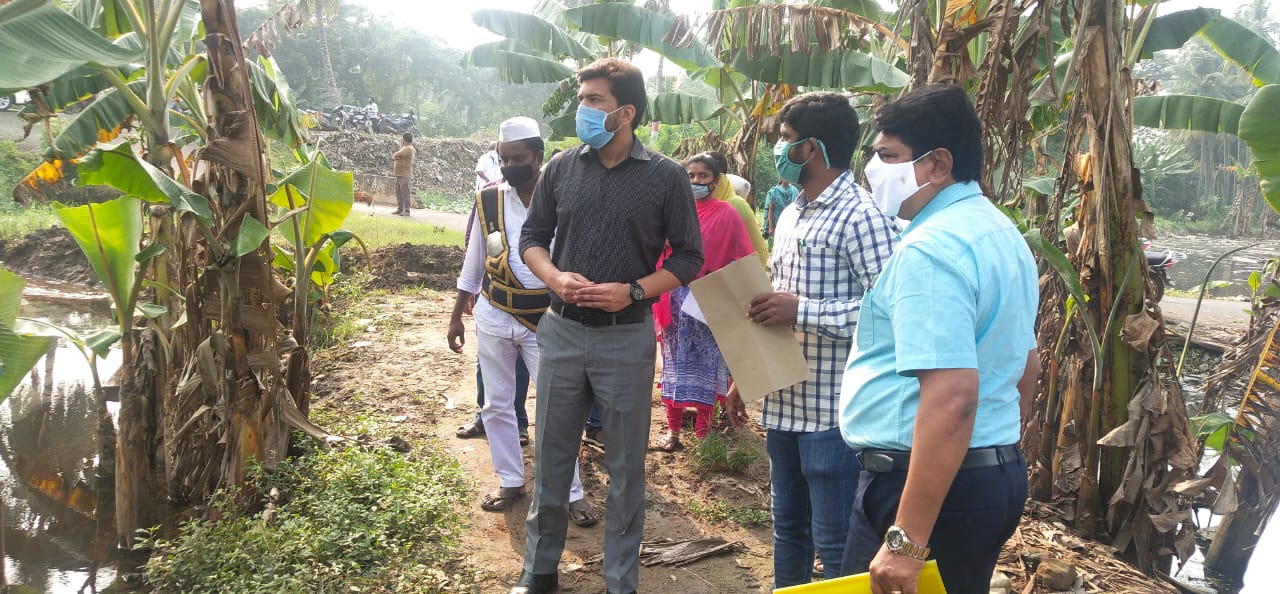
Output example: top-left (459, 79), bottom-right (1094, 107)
top-left (0, 112), bottom-right (41, 149)
top-left (1161, 296), bottom-right (1249, 350)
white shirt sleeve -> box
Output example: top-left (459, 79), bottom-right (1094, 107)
top-left (456, 213), bottom-right (486, 294)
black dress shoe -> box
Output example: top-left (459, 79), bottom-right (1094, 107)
top-left (508, 571), bottom-right (558, 594)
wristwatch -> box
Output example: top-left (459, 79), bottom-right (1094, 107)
top-left (884, 525), bottom-right (930, 560)
top-left (629, 281), bottom-right (646, 302)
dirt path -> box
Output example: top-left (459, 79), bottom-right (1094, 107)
top-left (310, 288), bottom-right (776, 593)
top-left (364, 203), bottom-right (471, 230)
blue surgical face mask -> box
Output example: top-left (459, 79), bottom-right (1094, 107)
top-left (576, 104), bottom-right (624, 149)
top-left (691, 183), bottom-right (711, 199)
top-left (773, 138), bottom-right (830, 185)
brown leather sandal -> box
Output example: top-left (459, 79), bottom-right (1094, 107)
top-left (655, 434), bottom-right (682, 452)
top-left (480, 486), bottom-right (526, 512)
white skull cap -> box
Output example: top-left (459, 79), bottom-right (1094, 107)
top-left (499, 116), bottom-right (541, 142)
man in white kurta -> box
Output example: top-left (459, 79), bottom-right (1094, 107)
top-left (448, 117), bottom-right (594, 523)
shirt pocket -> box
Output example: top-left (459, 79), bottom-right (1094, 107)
top-left (798, 242), bottom-right (844, 298)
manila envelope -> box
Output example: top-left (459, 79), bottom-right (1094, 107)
top-left (689, 256), bottom-right (810, 402)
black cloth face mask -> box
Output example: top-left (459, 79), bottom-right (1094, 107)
top-left (502, 164), bottom-right (535, 188)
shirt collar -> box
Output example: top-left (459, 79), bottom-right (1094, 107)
top-left (578, 137), bottom-right (652, 162)
top-left (902, 180), bottom-right (982, 234)
top-left (798, 170), bottom-right (856, 207)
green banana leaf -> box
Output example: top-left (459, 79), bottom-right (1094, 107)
top-left (1137, 7), bottom-right (1219, 60)
top-left (0, 267), bottom-right (56, 400)
top-left (42, 78), bottom-right (146, 161)
top-left (463, 40), bottom-right (575, 84)
top-left (472, 9), bottom-right (595, 60)
top-left (548, 109), bottom-right (576, 140)
top-left (269, 155), bottom-right (354, 247)
top-left (0, 0), bottom-right (144, 93)
top-left (233, 214), bottom-right (270, 258)
top-left (565, 3), bottom-right (721, 69)
top-left (650, 92), bottom-right (726, 125)
top-left (1200, 14), bottom-right (1280, 86)
top-left (817, 0), bottom-right (885, 21)
top-left (76, 141), bottom-right (212, 221)
top-left (1240, 84), bottom-right (1280, 214)
top-left (1132, 95), bottom-right (1244, 135)
top-left (54, 196), bottom-right (142, 316)
top-left (248, 57), bottom-right (309, 150)
top-left (730, 45), bottom-right (908, 92)
top-left (16, 66), bottom-right (114, 116)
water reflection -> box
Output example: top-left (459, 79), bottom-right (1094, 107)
top-left (1156, 235), bottom-right (1277, 297)
top-left (3, 278), bottom-right (119, 592)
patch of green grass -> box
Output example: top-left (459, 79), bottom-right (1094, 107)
top-left (686, 500), bottom-right (771, 528)
top-left (688, 430), bottom-right (761, 475)
top-left (415, 191), bottom-right (472, 214)
top-left (0, 204), bottom-right (60, 242)
top-left (141, 437), bottom-right (474, 594)
top-left (340, 211), bottom-right (463, 250)
top-left (0, 140), bottom-right (42, 206)
top-left (309, 270), bottom-right (381, 349)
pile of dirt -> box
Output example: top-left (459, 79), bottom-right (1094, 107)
top-left (345, 243), bottom-right (464, 292)
top-left (0, 226), bottom-right (98, 286)
top-left (315, 131), bottom-right (486, 200)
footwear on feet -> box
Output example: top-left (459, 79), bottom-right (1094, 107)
top-left (655, 434), bottom-right (682, 452)
top-left (509, 571), bottom-right (558, 594)
top-left (582, 427), bottom-right (604, 447)
top-left (568, 498), bottom-right (599, 527)
top-left (480, 486), bottom-right (526, 512)
top-left (456, 419), bottom-right (485, 439)
top-left (519, 428), bottom-right (530, 447)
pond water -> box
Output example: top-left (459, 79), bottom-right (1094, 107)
top-left (1154, 234), bottom-right (1278, 298)
top-left (3, 278), bottom-right (120, 592)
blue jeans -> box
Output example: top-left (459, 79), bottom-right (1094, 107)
top-left (585, 404), bottom-right (602, 431)
top-left (767, 427), bottom-right (861, 588)
top-left (476, 357), bottom-right (529, 430)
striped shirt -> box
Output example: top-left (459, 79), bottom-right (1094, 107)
top-left (762, 170), bottom-right (899, 433)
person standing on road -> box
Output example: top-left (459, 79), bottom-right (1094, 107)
top-left (364, 96), bottom-right (378, 118)
top-left (512, 57), bottom-right (703, 594)
top-left (839, 84), bottom-right (1039, 594)
top-left (724, 92), bottom-right (898, 588)
top-left (391, 133), bottom-right (415, 216)
top-left (447, 116), bottom-right (598, 526)
top-left (475, 142), bottom-right (502, 192)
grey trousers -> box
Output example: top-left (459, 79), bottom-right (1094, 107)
top-left (395, 175), bottom-right (411, 212)
top-left (523, 308), bottom-right (655, 593)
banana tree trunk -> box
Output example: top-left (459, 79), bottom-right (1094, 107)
top-left (315, 5), bottom-right (340, 107)
top-left (201, 0), bottom-right (279, 492)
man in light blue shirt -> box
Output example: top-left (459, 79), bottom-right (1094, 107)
top-left (838, 85), bottom-right (1040, 594)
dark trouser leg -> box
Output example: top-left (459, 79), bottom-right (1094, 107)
top-left (843, 448), bottom-right (1028, 594)
top-left (474, 362), bottom-right (485, 424)
top-left (586, 319), bottom-right (656, 594)
top-left (768, 429), bottom-right (812, 588)
top-left (395, 175), bottom-right (411, 212)
top-left (523, 312), bottom-right (593, 576)
top-left (798, 428), bottom-right (860, 578)
top-left (515, 354), bottom-right (530, 430)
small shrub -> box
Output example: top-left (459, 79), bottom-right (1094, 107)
top-left (0, 140), bottom-right (41, 206)
top-left (142, 441), bottom-right (471, 594)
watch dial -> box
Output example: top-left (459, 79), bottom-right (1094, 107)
top-left (886, 530), bottom-right (902, 548)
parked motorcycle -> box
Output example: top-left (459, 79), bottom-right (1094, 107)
top-left (373, 108), bottom-right (417, 135)
top-left (1141, 238), bottom-right (1187, 302)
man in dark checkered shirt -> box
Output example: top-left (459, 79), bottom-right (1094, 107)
top-left (726, 92), bottom-right (899, 588)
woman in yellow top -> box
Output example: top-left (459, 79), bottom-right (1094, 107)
top-left (705, 152), bottom-right (768, 267)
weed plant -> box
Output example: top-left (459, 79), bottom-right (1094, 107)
top-left (141, 439), bottom-right (472, 593)
top-left (686, 500), bottom-right (771, 528)
top-left (689, 430), bottom-right (760, 475)
top-left (0, 204), bottom-right (58, 241)
top-left (414, 191), bottom-right (471, 214)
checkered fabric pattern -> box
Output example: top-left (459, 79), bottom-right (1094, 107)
top-left (762, 170), bottom-right (899, 433)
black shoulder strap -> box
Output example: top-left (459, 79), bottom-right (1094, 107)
top-left (479, 187), bottom-right (502, 235)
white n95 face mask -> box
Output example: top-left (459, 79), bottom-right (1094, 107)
top-left (863, 151), bottom-right (933, 217)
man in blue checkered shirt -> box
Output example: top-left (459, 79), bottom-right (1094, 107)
top-left (725, 92), bottom-right (899, 588)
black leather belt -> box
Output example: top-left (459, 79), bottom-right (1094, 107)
top-left (857, 444), bottom-right (1021, 473)
top-left (550, 302), bottom-right (647, 326)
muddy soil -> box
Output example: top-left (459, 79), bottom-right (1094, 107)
top-left (0, 226), bottom-right (99, 286)
top-left (344, 243), bottom-right (465, 292)
top-left (309, 288), bottom-right (776, 593)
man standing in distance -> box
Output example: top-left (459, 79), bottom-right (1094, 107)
top-left (391, 132), bottom-right (414, 216)
top-left (763, 178), bottom-right (799, 246)
top-left (475, 141), bottom-right (502, 192)
top-left (839, 84), bottom-right (1039, 594)
top-left (514, 57), bottom-right (703, 594)
top-left (724, 92), bottom-right (898, 587)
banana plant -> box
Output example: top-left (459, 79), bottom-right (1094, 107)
top-left (1133, 8), bottom-right (1280, 213)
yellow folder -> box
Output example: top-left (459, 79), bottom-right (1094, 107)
top-left (773, 559), bottom-right (946, 593)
